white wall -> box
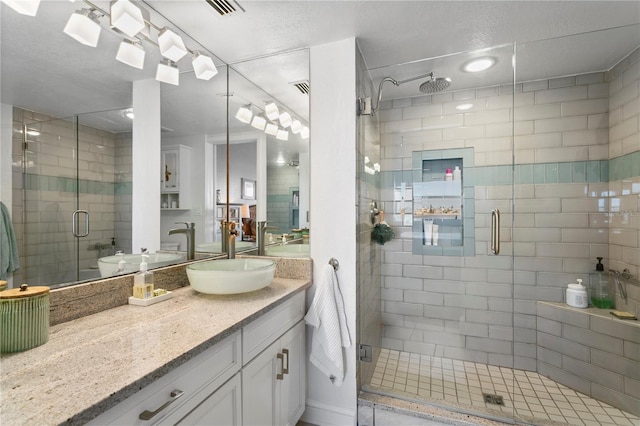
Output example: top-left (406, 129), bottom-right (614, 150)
top-left (1, 103), bottom-right (13, 287)
top-left (304, 38), bottom-right (358, 425)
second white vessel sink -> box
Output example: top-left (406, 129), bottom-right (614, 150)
top-left (186, 258), bottom-right (276, 295)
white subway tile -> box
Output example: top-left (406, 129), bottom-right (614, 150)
top-left (404, 290), bottom-right (445, 306)
top-left (393, 98), bottom-right (412, 108)
top-left (610, 80), bottom-right (639, 110)
top-left (561, 98), bottom-right (609, 117)
top-left (562, 129), bottom-right (608, 147)
top-left (379, 108), bottom-right (403, 122)
top-left (422, 114), bottom-right (463, 130)
top-left (486, 121), bottom-right (534, 137)
top-left (513, 228), bottom-right (562, 243)
top-left (588, 82), bottom-right (609, 99)
top-left (515, 149), bottom-right (535, 164)
top-left (515, 104), bottom-right (561, 121)
top-left (523, 80), bottom-right (549, 92)
top-left (454, 89), bottom-right (476, 101)
top-left (471, 137), bottom-right (512, 153)
top-left (610, 116), bottom-right (639, 142)
top-left (549, 76), bottom-right (575, 88)
top-left (464, 108), bottom-right (510, 126)
top-left (475, 86), bottom-right (500, 98)
top-left (535, 116), bottom-right (588, 134)
top-left (588, 113), bottom-right (609, 130)
top-left (534, 213), bottom-right (589, 228)
top-left (561, 197), bottom-right (603, 213)
top-left (588, 144), bottom-right (609, 160)
top-left (577, 72), bottom-right (605, 85)
top-left (514, 198), bottom-right (562, 213)
top-left (562, 228), bottom-right (608, 244)
top-left (535, 85), bottom-right (588, 104)
top-left (402, 103), bottom-right (443, 120)
top-left (535, 146), bottom-right (589, 163)
top-left (432, 92), bottom-right (453, 104)
top-left (513, 257), bottom-right (564, 272)
top-left (515, 133), bottom-right (561, 149)
top-left (442, 125), bottom-right (485, 141)
top-left (383, 118), bottom-right (422, 134)
top-left (622, 95), bottom-right (640, 121)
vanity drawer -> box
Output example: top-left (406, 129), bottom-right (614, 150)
top-left (242, 292), bottom-right (305, 365)
top-left (90, 330), bottom-right (241, 425)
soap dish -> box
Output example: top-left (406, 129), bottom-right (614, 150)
top-left (128, 291), bottom-right (173, 306)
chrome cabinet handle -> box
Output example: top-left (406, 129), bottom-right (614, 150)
top-left (72, 210), bottom-right (90, 237)
top-left (276, 352), bottom-right (285, 380)
top-left (282, 348), bottom-right (289, 375)
top-left (491, 209), bottom-right (500, 255)
top-left (139, 389), bottom-right (184, 421)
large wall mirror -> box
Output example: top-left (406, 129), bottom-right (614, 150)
top-left (1, 1), bottom-right (309, 288)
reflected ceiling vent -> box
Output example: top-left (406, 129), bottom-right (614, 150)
top-left (205, 0), bottom-right (244, 16)
top-left (291, 80), bottom-right (310, 95)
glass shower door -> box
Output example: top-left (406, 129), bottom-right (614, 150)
top-left (20, 116), bottom-right (82, 286)
top-left (19, 108), bottom-right (133, 287)
top-left (357, 42), bottom-right (517, 423)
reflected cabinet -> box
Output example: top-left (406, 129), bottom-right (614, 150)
top-left (161, 144), bottom-right (192, 211)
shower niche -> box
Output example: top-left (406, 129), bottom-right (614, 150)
top-left (412, 148), bottom-right (475, 256)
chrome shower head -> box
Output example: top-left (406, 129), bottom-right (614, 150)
top-left (419, 76), bottom-right (452, 94)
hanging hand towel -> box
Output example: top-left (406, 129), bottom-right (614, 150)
top-left (304, 263), bottom-right (351, 386)
top-left (0, 201), bottom-right (20, 280)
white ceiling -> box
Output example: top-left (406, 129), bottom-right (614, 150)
top-left (2, 1), bottom-right (640, 147)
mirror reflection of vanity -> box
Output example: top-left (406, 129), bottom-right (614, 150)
top-left (1, 1), bottom-right (309, 288)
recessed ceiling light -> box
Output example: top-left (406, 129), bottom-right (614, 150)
top-left (463, 57), bottom-right (495, 73)
top-left (456, 103), bottom-right (474, 111)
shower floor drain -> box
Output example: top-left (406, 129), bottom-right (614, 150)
top-left (482, 393), bottom-right (505, 406)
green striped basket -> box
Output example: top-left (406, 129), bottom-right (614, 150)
top-left (1, 284), bottom-right (50, 353)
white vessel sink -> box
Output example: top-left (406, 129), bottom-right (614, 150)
top-left (195, 241), bottom-right (255, 253)
top-left (98, 253), bottom-right (184, 277)
top-left (186, 258), bottom-right (276, 295)
top-left (265, 244), bottom-right (310, 258)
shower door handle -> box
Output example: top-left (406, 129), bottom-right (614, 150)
top-left (72, 210), bottom-right (90, 238)
top-left (491, 209), bottom-right (500, 255)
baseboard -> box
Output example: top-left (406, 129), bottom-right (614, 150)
top-left (300, 398), bottom-right (356, 425)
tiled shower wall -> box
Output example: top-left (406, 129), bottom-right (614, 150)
top-left (11, 108), bottom-right (132, 286)
top-left (378, 49), bottom-right (639, 373)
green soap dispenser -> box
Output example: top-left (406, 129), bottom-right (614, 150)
top-left (590, 257), bottom-right (612, 309)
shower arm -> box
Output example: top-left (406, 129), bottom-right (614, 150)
top-left (370, 72), bottom-right (434, 114)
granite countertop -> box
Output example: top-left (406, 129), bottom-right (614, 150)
top-left (0, 278), bottom-right (311, 425)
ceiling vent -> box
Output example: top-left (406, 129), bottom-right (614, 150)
top-left (291, 80), bottom-right (310, 95)
top-left (206, 0), bottom-right (244, 16)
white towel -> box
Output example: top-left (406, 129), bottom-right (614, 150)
top-left (304, 263), bottom-right (351, 386)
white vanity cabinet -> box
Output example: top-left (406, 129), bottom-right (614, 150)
top-left (89, 291), bottom-right (306, 426)
top-left (242, 320), bottom-right (305, 426)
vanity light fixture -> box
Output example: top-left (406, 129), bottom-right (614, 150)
top-left (235, 104), bottom-right (253, 124)
top-left (290, 120), bottom-right (302, 134)
top-left (279, 111), bottom-right (292, 128)
top-left (63, 8), bottom-right (102, 47)
top-left (456, 103), bottom-right (474, 110)
top-left (463, 57), bottom-right (495, 73)
top-left (192, 51), bottom-right (218, 80)
top-left (110, 0), bottom-right (145, 38)
top-left (276, 129), bottom-right (289, 141)
top-left (264, 123), bottom-right (279, 136)
top-left (1, 0), bottom-right (40, 16)
top-left (300, 126), bottom-right (309, 139)
top-left (250, 114), bottom-right (267, 131)
top-left (157, 27), bottom-right (188, 62)
top-left (155, 59), bottom-right (179, 85)
top-left (264, 102), bottom-right (279, 121)
top-left (116, 39), bottom-right (145, 69)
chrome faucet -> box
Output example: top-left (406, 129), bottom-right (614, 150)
top-left (257, 221), bottom-right (278, 255)
top-left (168, 222), bottom-right (195, 260)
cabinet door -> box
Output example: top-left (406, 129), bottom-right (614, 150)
top-left (280, 320), bottom-right (306, 426)
top-left (176, 374), bottom-right (241, 426)
top-left (242, 339), bottom-right (280, 425)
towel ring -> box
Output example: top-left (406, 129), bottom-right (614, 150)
top-left (329, 258), bottom-right (339, 271)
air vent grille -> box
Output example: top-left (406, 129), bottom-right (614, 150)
top-left (206, 0), bottom-right (243, 16)
top-left (291, 80), bottom-right (310, 95)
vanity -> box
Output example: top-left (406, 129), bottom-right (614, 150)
top-left (0, 264), bottom-right (311, 425)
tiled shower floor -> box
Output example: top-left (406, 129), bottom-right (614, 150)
top-left (366, 349), bottom-right (640, 426)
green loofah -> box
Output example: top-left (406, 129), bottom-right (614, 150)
top-left (371, 223), bottom-right (394, 245)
